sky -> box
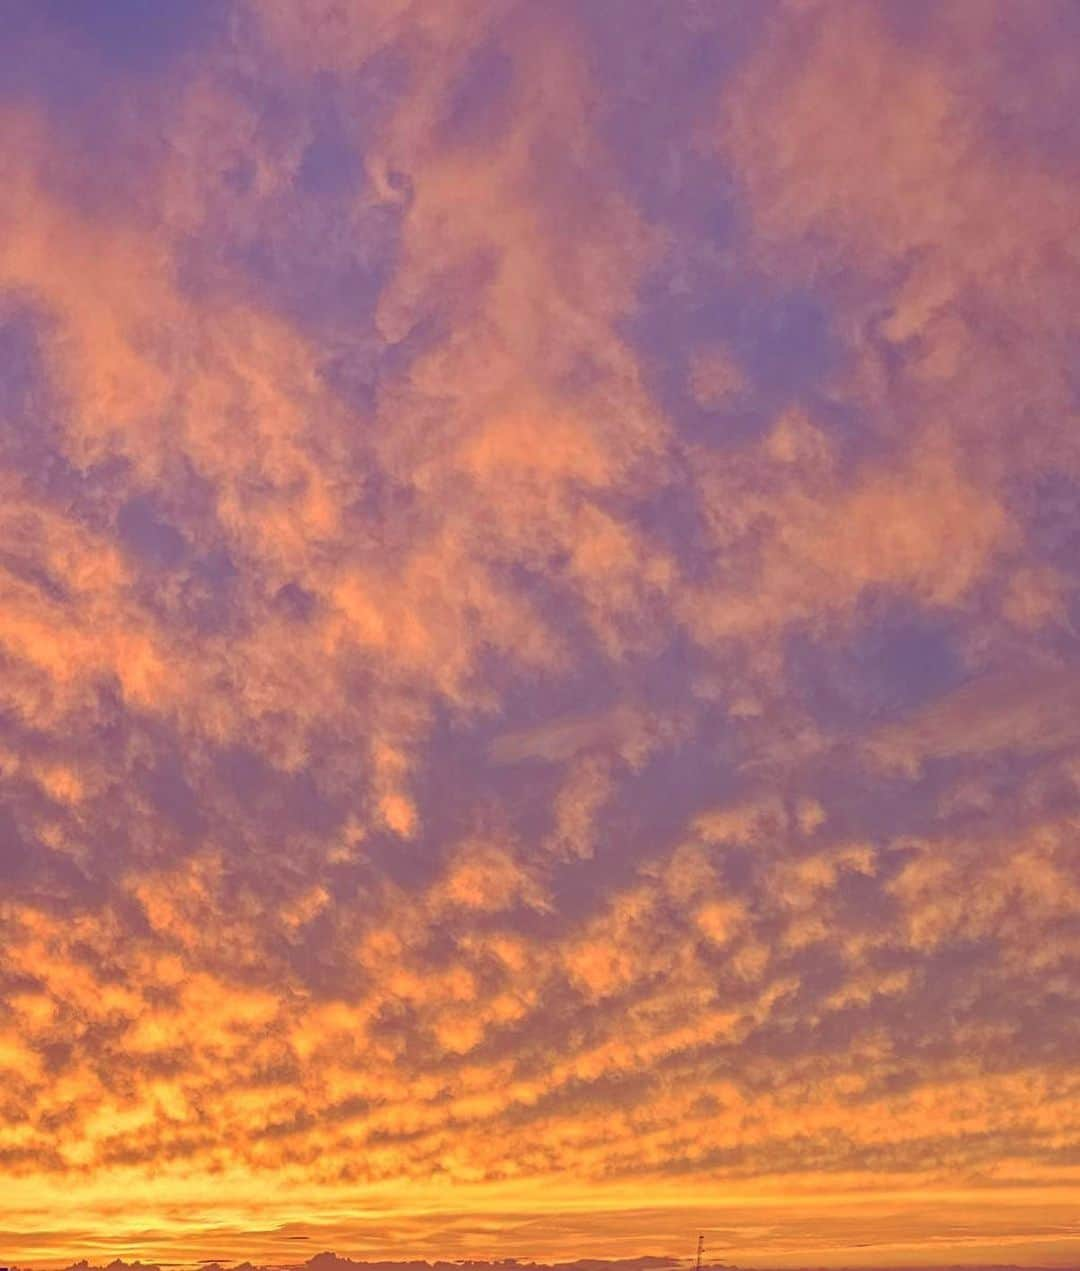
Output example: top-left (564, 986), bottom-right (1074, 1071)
top-left (0, 1), bottom-right (1078, 1268)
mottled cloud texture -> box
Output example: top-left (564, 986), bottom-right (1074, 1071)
top-left (0, 2), bottom-right (1078, 1268)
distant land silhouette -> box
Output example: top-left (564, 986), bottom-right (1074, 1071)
top-left (4, 1254), bottom-right (1064, 1271)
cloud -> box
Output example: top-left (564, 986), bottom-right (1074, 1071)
top-left (489, 706), bottom-right (640, 766)
top-left (1, 2), bottom-right (1079, 1269)
top-left (868, 663), bottom-right (1080, 773)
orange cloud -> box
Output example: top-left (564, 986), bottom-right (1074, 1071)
top-left (1, 2), bottom-right (1079, 1267)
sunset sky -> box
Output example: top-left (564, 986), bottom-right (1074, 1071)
top-left (1, 2), bottom-right (1079, 1268)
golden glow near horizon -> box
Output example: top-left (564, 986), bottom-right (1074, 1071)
top-left (0, 2), bottom-right (1078, 1268)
